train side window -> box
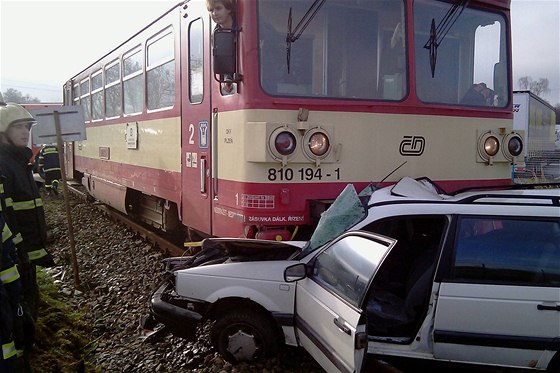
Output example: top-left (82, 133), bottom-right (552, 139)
top-left (189, 18), bottom-right (204, 104)
top-left (79, 77), bottom-right (91, 122)
top-left (105, 60), bottom-right (121, 119)
top-left (91, 70), bottom-right (104, 121)
top-left (72, 83), bottom-right (80, 107)
top-left (147, 28), bottom-right (175, 111)
top-left (123, 47), bottom-right (144, 115)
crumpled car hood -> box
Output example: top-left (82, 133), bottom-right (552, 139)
top-left (201, 237), bottom-right (302, 260)
top-left (163, 237), bottom-right (304, 272)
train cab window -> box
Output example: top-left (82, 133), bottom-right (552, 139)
top-left (147, 28), bottom-right (175, 111)
top-left (91, 70), bottom-right (104, 121)
top-left (258, 0), bottom-right (406, 100)
top-left (189, 18), bottom-right (204, 104)
top-left (123, 47), bottom-right (144, 115)
top-left (79, 78), bottom-right (91, 122)
top-left (105, 60), bottom-right (121, 119)
top-left (414, 0), bottom-right (509, 107)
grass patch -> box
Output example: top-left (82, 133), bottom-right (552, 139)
top-left (29, 270), bottom-right (100, 373)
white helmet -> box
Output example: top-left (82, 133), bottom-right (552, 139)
top-left (0, 102), bottom-right (36, 133)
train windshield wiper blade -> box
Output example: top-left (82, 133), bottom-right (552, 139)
top-left (424, 0), bottom-right (470, 77)
top-left (286, 0), bottom-right (326, 73)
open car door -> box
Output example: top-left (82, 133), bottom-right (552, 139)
top-left (292, 232), bottom-right (396, 372)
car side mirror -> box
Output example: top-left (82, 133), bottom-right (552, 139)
top-left (284, 263), bottom-right (307, 282)
top-left (213, 28), bottom-right (236, 77)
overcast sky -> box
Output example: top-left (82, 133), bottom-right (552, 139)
top-left (1, 0), bottom-right (559, 105)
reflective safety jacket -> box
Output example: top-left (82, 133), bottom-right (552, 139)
top-left (0, 145), bottom-right (54, 268)
top-left (37, 145), bottom-right (61, 174)
top-left (1, 285), bottom-right (17, 371)
top-left (0, 179), bottom-right (22, 251)
top-left (1, 217), bottom-right (20, 371)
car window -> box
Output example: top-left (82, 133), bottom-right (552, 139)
top-left (362, 215), bottom-right (447, 285)
top-left (361, 215), bottom-right (446, 338)
top-left (454, 217), bottom-right (560, 286)
top-left (312, 234), bottom-right (389, 307)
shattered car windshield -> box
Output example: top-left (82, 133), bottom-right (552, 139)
top-left (303, 183), bottom-right (374, 255)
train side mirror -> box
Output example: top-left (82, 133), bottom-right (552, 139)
top-left (213, 28), bottom-right (236, 78)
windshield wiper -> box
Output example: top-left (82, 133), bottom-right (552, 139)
top-left (423, 0), bottom-right (470, 77)
top-left (286, 0), bottom-right (326, 73)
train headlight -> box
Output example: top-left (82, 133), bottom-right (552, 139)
top-left (477, 129), bottom-right (524, 164)
top-left (303, 127), bottom-right (332, 162)
top-left (308, 132), bottom-right (330, 156)
top-left (502, 132), bottom-right (524, 162)
top-left (483, 136), bottom-right (500, 157)
top-left (507, 136), bottom-right (523, 157)
top-left (275, 131), bottom-right (297, 156)
top-left (477, 131), bottom-right (501, 164)
top-left (268, 127), bottom-right (298, 164)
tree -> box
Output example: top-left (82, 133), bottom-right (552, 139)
top-left (518, 76), bottom-right (550, 98)
top-left (2, 88), bottom-right (41, 104)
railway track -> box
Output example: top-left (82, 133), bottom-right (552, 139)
top-left (66, 181), bottom-right (188, 257)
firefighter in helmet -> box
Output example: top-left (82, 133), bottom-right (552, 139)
top-left (37, 144), bottom-right (61, 197)
top-left (0, 102), bottom-right (56, 323)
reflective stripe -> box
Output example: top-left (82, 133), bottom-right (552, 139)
top-left (4, 197), bottom-right (12, 208)
top-left (28, 248), bottom-right (48, 261)
top-left (44, 167), bottom-right (61, 172)
top-left (12, 198), bottom-right (43, 211)
top-left (2, 224), bottom-right (12, 243)
top-left (0, 183), bottom-right (4, 194)
top-left (2, 341), bottom-right (17, 360)
top-left (0, 265), bottom-right (20, 284)
top-left (12, 233), bottom-right (22, 245)
top-left (42, 149), bottom-right (58, 155)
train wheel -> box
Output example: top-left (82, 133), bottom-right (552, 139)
top-left (210, 310), bottom-right (279, 363)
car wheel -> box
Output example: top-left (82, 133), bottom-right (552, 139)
top-left (210, 310), bottom-right (279, 363)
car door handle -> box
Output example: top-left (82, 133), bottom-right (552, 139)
top-left (537, 304), bottom-right (560, 311)
top-left (334, 317), bottom-right (351, 335)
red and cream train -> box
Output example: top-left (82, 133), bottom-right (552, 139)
top-left (62, 0), bottom-right (523, 240)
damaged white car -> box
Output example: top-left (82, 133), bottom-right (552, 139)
top-left (146, 177), bottom-right (560, 372)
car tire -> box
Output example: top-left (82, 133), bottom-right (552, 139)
top-left (210, 310), bottom-right (279, 363)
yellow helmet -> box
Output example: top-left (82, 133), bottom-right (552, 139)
top-left (0, 102), bottom-right (36, 133)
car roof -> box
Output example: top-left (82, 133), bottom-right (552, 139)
top-left (367, 177), bottom-right (560, 209)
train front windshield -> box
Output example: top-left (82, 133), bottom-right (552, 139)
top-left (258, 0), bottom-right (509, 107)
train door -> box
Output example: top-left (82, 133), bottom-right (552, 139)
top-left (63, 83), bottom-right (75, 180)
top-left (63, 142), bottom-right (75, 180)
top-left (180, 2), bottom-right (213, 235)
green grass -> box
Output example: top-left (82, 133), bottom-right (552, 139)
top-left (29, 270), bottom-right (101, 373)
